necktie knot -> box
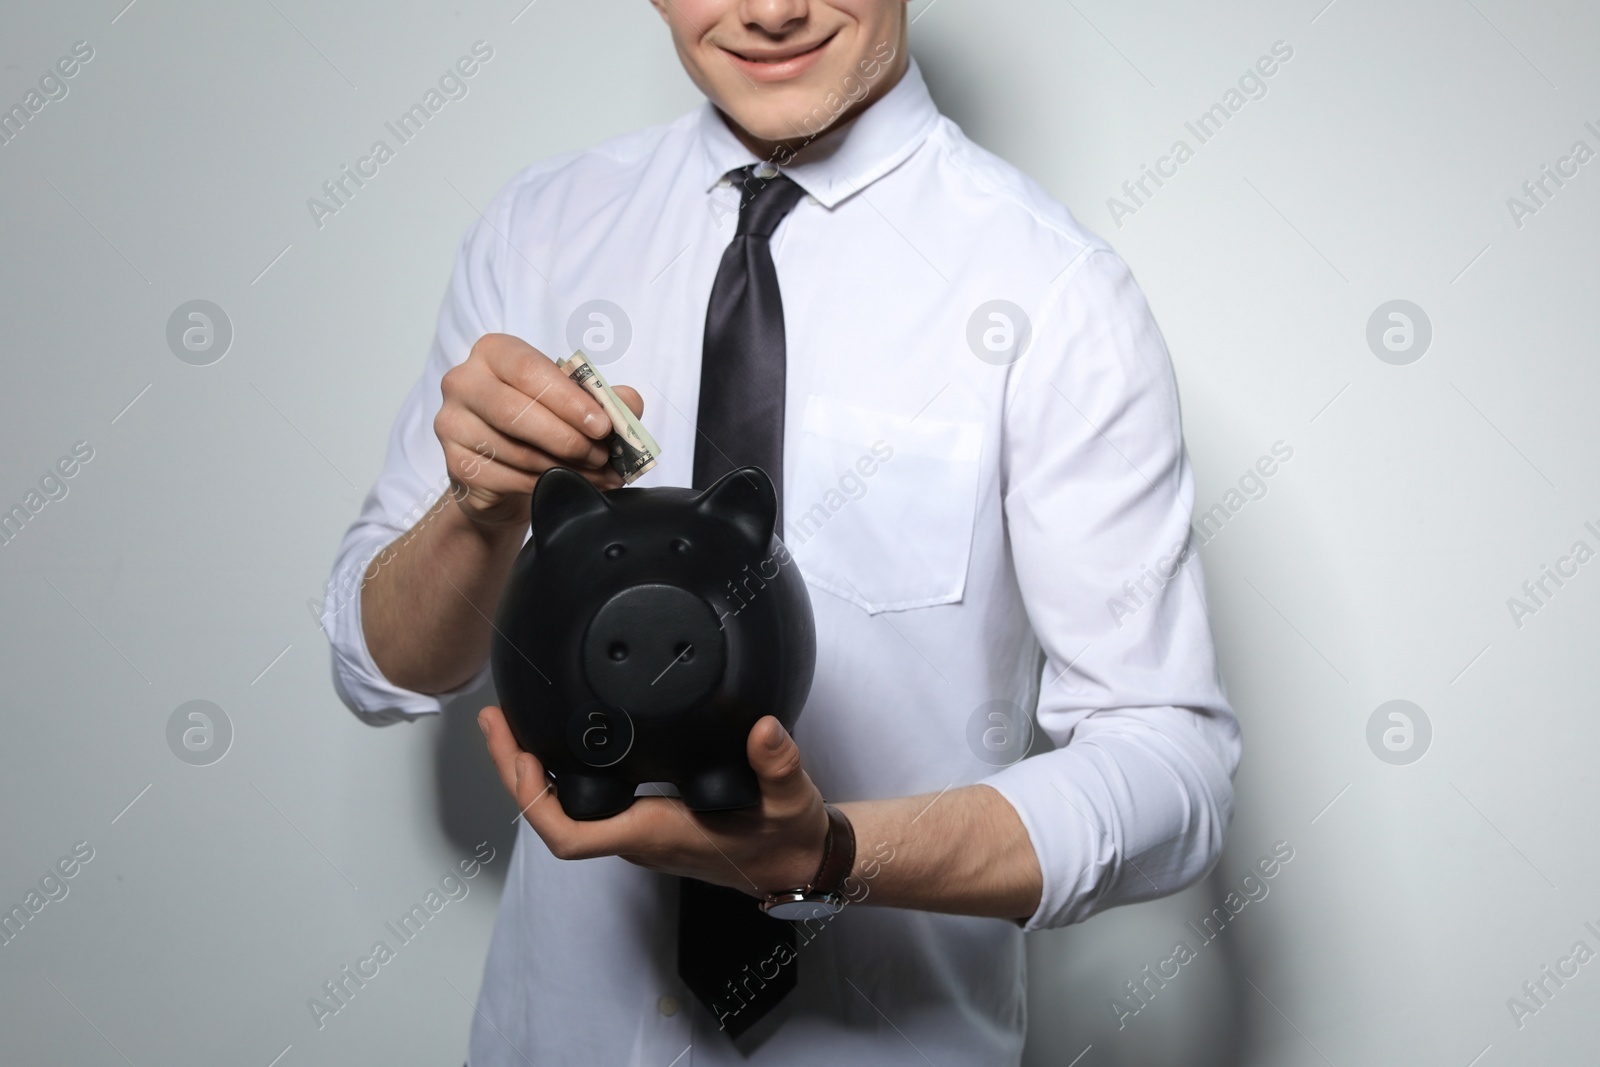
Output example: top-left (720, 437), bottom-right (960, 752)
top-left (730, 165), bottom-right (807, 238)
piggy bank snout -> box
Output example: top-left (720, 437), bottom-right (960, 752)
top-left (581, 583), bottom-right (727, 716)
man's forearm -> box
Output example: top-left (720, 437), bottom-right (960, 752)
top-left (361, 494), bottom-right (526, 694)
top-left (837, 784), bottom-right (1041, 921)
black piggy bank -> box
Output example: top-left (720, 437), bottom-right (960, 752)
top-left (489, 466), bottom-right (816, 821)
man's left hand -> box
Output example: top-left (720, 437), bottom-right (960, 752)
top-left (478, 705), bottom-right (829, 897)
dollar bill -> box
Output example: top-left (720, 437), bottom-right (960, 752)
top-left (559, 350), bottom-right (661, 484)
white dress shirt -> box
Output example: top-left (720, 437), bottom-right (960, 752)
top-left (323, 59), bottom-right (1240, 1067)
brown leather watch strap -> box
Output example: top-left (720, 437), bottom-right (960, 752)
top-left (811, 803), bottom-right (856, 896)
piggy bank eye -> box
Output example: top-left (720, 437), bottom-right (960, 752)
top-left (670, 538), bottom-right (690, 554)
top-left (604, 543), bottom-right (626, 560)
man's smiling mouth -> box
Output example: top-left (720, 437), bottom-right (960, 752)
top-left (723, 32), bottom-right (838, 65)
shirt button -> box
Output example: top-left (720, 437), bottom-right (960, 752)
top-left (658, 995), bottom-right (679, 1017)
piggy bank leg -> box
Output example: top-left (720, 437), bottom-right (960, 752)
top-left (554, 772), bottom-right (637, 820)
top-left (680, 764), bottom-right (761, 812)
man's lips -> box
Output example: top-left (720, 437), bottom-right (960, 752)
top-left (724, 32), bottom-right (837, 64)
top-left (719, 32), bottom-right (837, 79)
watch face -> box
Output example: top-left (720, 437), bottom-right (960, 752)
top-left (764, 896), bottom-right (844, 922)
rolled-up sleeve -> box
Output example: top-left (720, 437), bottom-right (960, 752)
top-left (320, 193), bottom-right (512, 725)
top-left (980, 247), bottom-right (1242, 931)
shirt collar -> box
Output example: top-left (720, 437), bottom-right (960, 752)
top-left (696, 57), bottom-right (940, 209)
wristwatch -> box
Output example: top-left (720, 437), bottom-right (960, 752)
top-left (760, 803), bottom-right (856, 921)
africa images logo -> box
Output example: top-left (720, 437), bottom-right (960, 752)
top-left (1106, 40), bottom-right (1295, 228)
top-left (1110, 841), bottom-right (1295, 1029)
top-left (1504, 520), bottom-right (1600, 631)
top-left (305, 42), bottom-right (495, 230)
top-left (0, 40), bottom-right (95, 149)
top-left (307, 842), bottom-right (497, 1030)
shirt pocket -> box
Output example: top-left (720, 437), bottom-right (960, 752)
top-left (785, 394), bottom-right (983, 614)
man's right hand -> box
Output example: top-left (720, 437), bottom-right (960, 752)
top-left (434, 333), bottom-right (645, 529)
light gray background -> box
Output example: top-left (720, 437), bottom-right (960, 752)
top-left (2, 1), bottom-right (1596, 1064)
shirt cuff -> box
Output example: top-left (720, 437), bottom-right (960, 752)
top-left (320, 542), bottom-right (494, 724)
top-left (979, 707), bottom-right (1237, 932)
top-left (981, 753), bottom-right (1111, 933)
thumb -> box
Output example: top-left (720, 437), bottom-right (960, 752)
top-left (748, 716), bottom-right (807, 800)
top-left (612, 384), bottom-right (644, 420)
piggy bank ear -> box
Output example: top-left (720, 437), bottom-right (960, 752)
top-left (531, 467), bottom-right (611, 545)
top-left (695, 466), bottom-right (777, 547)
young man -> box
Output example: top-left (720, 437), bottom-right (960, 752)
top-left (323, 1), bottom-right (1240, 1063)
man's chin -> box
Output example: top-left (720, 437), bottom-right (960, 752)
top-left (719, 97), bottom-right (841, 150)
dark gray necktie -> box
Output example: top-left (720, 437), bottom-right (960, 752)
top-left (690, 164), bottom-right (808, 526)
top-left (678, 164), bottom-right (807, 1038)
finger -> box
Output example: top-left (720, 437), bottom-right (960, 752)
top-left (747, 716), bottom-right (810, 808)
top-left (483, 337), bottom-right (612, 441)
top-left (485, 380), bottom-right (612, 467)
top-left (439, 424), bottom-right (548, 489)
top-left (478, 705), bottom-right (527, 797)
top-left (441, 442), bottom-right (536, 497)
top-left (478, 706), bottom-right (580, 837)
top-left (455, 378), bottom-right (611, 468)
top-left (518, 777), bottom-right (674, 861)
top-left (480, 704), bottom-right (680, 858)
top-left (480, 708), bottom-right (566, 832)
top-left (441, 411), bottom-right (605, 484)
top-left (511, 749), bottom-right (557, 829)
top-left (611, 384), bottom-right (644, 420)
top-left (577, 465), bottom-right (627, 490)
top-left (445, 449), bottom-right (622, 502)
